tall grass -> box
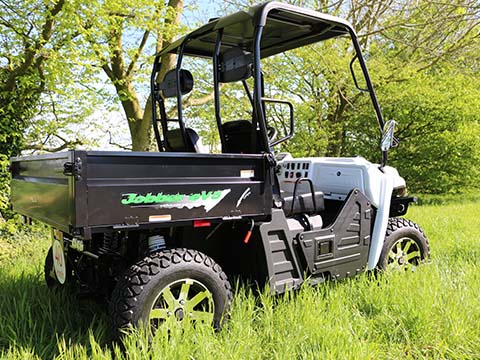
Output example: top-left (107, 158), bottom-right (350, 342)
top-left (1, 198), bottom-right (479, 359)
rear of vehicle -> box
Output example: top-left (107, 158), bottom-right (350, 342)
top-left (11, 150), bottom-right (272, 235)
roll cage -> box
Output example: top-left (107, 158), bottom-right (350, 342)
top-left (151, 1), bottom-right (386, 160)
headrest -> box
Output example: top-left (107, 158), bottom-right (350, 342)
top-left (219, 47), bottom-right (253, 83)
top-left (165, 128), bottom-right (201, 153)
top-left (158, 69), bottom-right (194, 98)
top-left (222, 120), bottom-right (252, 133)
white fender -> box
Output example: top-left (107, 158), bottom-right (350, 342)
top-left (367, 171), bottom-right (394, 269)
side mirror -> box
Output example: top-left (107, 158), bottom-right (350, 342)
top-left (381, 120), bottom-right (398, 151)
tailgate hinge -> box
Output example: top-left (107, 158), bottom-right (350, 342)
top-left (64, 157), bottom-right (82, 180)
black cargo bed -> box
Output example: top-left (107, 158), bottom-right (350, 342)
top-left (10, 150), bottom-right (272, 237)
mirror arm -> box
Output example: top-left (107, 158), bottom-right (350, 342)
top-left (349, 55), bottom-right (369, 92)
top-left (380, 151), bottom-right (387, 169)
top-left (349, 30), bottom-right (385, 133)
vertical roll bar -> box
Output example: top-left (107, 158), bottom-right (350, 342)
top-left (348, 30), bottom-right (388, 167)
top-left (252, 25), bottom-right (271, 154)
top-left (213, 30), bottom-right (227, 152)
top-left (176, 41), bottom-right (189, 149)
top-left (150, 56), bottom-right (164, 151)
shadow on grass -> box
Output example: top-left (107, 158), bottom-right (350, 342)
top-left (0, 269), bottom-right (110, 358)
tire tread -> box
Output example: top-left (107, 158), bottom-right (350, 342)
top-left (109, 248), bottom-right (232, 335)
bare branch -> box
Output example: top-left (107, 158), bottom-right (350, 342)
top-left (126, 30), bottom-right (150, 78)
top-left (24, 137), bottom-right (83, 152)
top-left (107, 130), bottom-right (132, 150)
top-left (102, 64), bottom-right (115, 81)
top-left (166, 85), bottom-right (225, 118)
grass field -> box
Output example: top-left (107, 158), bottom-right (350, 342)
top-left (1, 198), bottom-right (479, 359)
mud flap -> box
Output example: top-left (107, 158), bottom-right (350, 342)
top-left (51, 228), bottom-right (67, 284)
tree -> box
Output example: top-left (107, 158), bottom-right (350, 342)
top-left (77, 0), bottom-right (185, 151)
top-left (0, 0), bottom-right (99, 218)
top-left (343, 70), bottom-right (480, 193)
top-left (0, 0), bottom-right (68, 156)
top-left (0, 0), bottom-right (110, 157)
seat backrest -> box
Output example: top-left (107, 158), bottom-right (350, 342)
top-left (283, 191), bottom-right (325, 217)
top-left (165, 128), bottom-right (203, 153)
top-left (222, 120), bottom-right (254, 153)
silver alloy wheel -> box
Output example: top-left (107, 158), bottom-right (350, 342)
top-left (149, 278), bottom-right (214, 328)
top-left (387, 237), bottom-right (421, 270)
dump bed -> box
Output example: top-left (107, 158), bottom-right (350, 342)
top-left (10, 150), bottom-right (272, 237)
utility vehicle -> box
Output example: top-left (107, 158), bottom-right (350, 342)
top-left (10, 2), bottom-right (429, 335)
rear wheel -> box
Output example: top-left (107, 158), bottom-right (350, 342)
top-left (109, 248), bottom-right (232, 338)
top-left (377, 218), bottom-right (430, 271)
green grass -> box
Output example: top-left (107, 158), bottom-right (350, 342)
top-left (1, 198), bottom-right (480, 359)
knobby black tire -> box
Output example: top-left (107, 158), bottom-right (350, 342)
top-left (376, 217), bottom-right (430, 271)
top-left (109, 248), bottom-right (232, 339)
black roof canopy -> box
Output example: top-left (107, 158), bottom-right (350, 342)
top-left (157, 2), bottom-right (354, 59)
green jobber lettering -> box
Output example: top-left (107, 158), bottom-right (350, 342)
top-left (121, 193), bottom-right (185, 205)
top-left (121, 191), bottom-right (224, 205)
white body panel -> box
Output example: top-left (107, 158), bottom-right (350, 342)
top-left (278, 156), bottom-right (403, 269)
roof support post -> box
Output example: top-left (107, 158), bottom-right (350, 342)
top-left (151, 56), bottom-right (164, 151)
top-left (348, 30), bottom-right (387, 166)
top-left (213, 30), bottom-right (227, 152)
top-left (176, 41), bottom-right (189, 149)
top-left (252, 25), bottom-right (271, 154)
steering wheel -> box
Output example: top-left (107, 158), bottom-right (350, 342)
top-left (267, 126), bottom-right (278, 142)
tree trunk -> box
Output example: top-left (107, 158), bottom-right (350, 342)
top-left (114, 80), bottom-right (150, 151)
top-left (105, 0), bottom-right (183, 152)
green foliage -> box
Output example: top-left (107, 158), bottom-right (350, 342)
top-left (343, 71), bottom-right (480, 193)
top-left (0, 156), bottom-right (10, 213)
top-left (0, 0), bottom-right (99, 155)
top-left (0, 1), bottom-right (84, 219)
top-left (1, 198), bottom-right (480, 358)
top-left (248, 0), bottom-right (480, 194)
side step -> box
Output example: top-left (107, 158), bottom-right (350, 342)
top-left (259, 210), bottom-right (303, 294)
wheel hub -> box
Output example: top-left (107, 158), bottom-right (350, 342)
top-left (174, 307), bottom-right (185, 321)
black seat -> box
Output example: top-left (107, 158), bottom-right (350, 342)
top-left (283, 192), bottom-right (325, 216)
top-left (165, 128), bottom-right (203, 152)
top-left (159, 69), bottom-right (203, 153)
top-left (222, 120), bottom-right (255, 153)
top-left (222, 120), bottom-right (264, 154)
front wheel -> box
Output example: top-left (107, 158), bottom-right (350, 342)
top-left (109, 248), bottom-right (232, 338)
top-left (376, 218), bottom-right (430, 271)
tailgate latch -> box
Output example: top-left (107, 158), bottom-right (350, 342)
top-left (63, 158), bottom-right (82, 180)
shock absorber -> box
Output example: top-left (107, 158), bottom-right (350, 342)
top-left (148, 234), bottom-right (166, 253)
